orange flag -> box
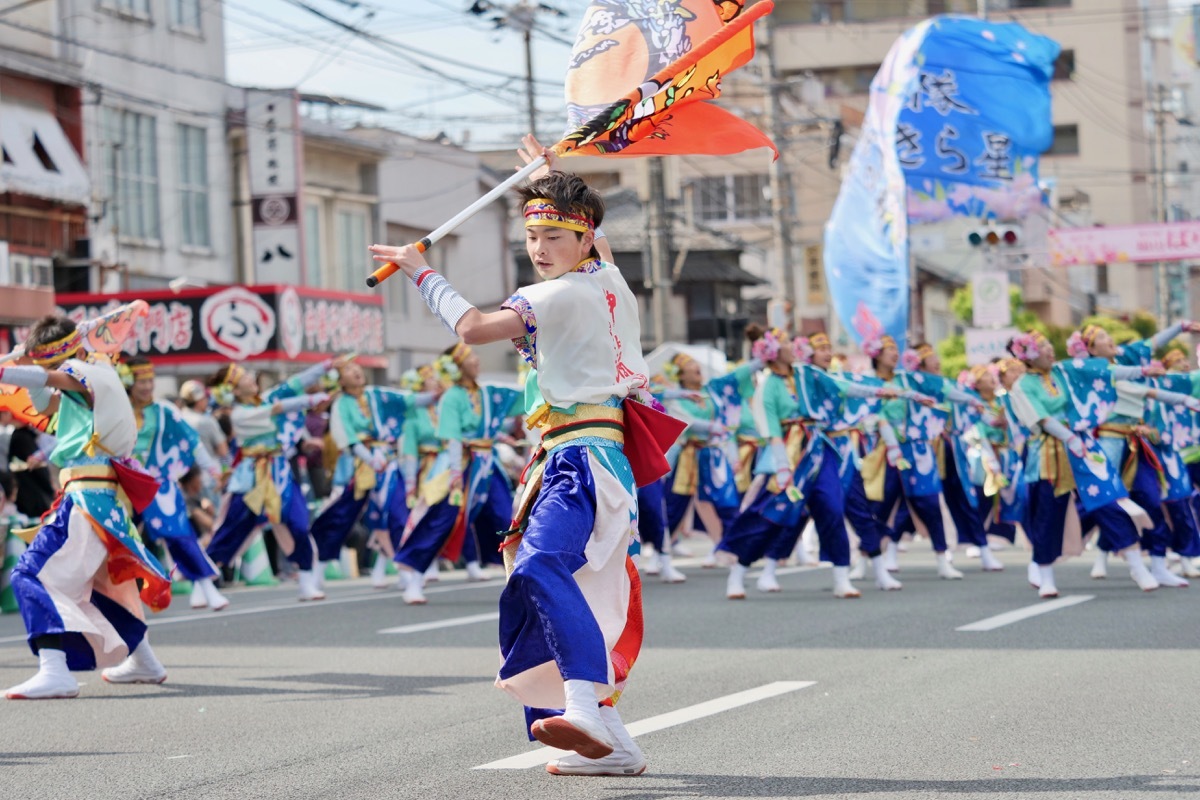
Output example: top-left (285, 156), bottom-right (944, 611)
top-left (0, 387), bottom-right (54, 433)
top-left (557, 0), bottom-right (776, 159)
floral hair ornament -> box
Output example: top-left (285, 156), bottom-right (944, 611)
top-left (663, 352), bottom-right (696, 383)
top-left (751, 328), bottom-right (784, 362)
top-left (1008, 332), bottom-right (1042, 363)
top-left (900, 348), bottom-right (924, 372)
top-left (433, 353), bottom-right (461, 384)
top-left (1065, 330), bottom-right (1089, 359)
top-left (862, 334), bottom-right (897, 360)
top-left (523, 198), bottom-right (594, 233)
top-left (116, 360), bottom-right (155, 389)
top-left (792, 336), bottom-right (814, 365)
top-left (400, 364), bottom-right (433, 392)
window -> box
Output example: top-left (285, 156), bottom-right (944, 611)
top-left (304, 203), bottom-right (323, 286)
top-left (1052, 50), bottom-right (1075, 81)
top-left (1046, 124), bottom-right (1080, 156)
top-left (103, 108), bottom-right (160, 240)
top-left (177, 124), bottom-right (209, 247)
top-left (100, 0), bottom-right (151, 18)
top-left (168, 0), bottom-right (201, 30)
top-left (335, 209), bottom-right (369, 291)
top-left (692, 174), bottom-right (771, 223)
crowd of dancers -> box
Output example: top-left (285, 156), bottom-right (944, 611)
top-left (3, 159), bottom-right (1199, 778)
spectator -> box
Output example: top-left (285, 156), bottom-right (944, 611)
top-left (180, 465), bottom-right (217, 547)
top-left (178, 380), bottom-right (229, 463)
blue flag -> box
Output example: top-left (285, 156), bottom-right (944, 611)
top-left (824, 16), bottom-right (1059, 345)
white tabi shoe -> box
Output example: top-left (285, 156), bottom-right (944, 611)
top-left (1149, 555), bottom-right (1187, 588)
top-left (1125, 550), bottom-right (1159, 592)
top-left (1027, 561), bottom-right (1042, 589)
top-left (531, 712), bottom-right (615, 760)
top-left (872, 556), bottom-right (902, 591)
top-left (670, 541), bottom-right (693, 558)
top-left (1090, 550), bottom-right (1109, 579)
top-left (1037, 565), bottom-right (1059, 599)
top-left (657, 553), bottom-right (686, 584)
top-left (424, 560), bottom-right (441, 583)
top-left (883, 540), bottom-right (900, 572)
top-left (402, 571), bottom-right (427, 605)
top-left (1181, 557), bottom-right (1200, 579)
top-left (832, 565), bottom-right (862, 598)
top-left (189, 582), bottom-right (209, 609)
top-left (979, 547), bottom-right (1005, 572)
top-left (297, 569), bottom-right (326, 601)
top-left (199, 578), bottom-right (230, 611)
top-left (936, 553), bottom-right (964, 580)
top-left (700, 552), bottom-right (718, 569)
top-left (102, 640), bottom-right (167, 685)
top-left (464, 560), bottom-right (491, 582)
top-left (5, 649), bottom-right (79, 700)
top-left (847, 557), bottom-right (867, 581)
top-left (641, 547), bottom-right (661, 576)
top-left (756, 559), bottom-right (782, 593)
top-left (726, 563), bottom-right (748, 599)
top-left (369, 555), bottom-right (390, 588)
top-left (547, 707), bottom-right (646, 778)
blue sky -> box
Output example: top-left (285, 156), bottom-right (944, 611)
top-left (222, 0), bottom-right (579, 149)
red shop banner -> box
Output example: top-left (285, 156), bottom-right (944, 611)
top-left (48, 284), bottom-right (387, 368)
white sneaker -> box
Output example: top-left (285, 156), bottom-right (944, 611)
top-left (847, 557), bottom-right (867, 581)
top-left (1125, 551), bottom-right (1159, 592)
top-left (370, 555), bottom-right (389, 588)
top-left (1150, 555), bottom-right (1188, 588)
top-left (726, 564), bottom-right (747, 599)
top-left (979, 547), bottom-right (1005, 572)
top-left (189, 582), bottom-right (208, 609)
top-left (756, 559), bottom-right (781, 593)
top-left (5, 649), bottom-right (79, 699)
top-left (1037, 565), bottom-right (1058, 599)
top-left (199, 578), bottom-right (229, 611)
top-left (832, 565), bottom-right (861, 599)
top-left (936, 553), bottom-right (964, 580)
top-left (872, 556), bottom-right (902, 590)
top-left (1027, 561), bottom-right (1042, 589)
top-left (402, 572), bottom-right (427, 605)
top-left (102, 640), bottom-right (167, 685)
top-left (657, 554), bottom-right (686, 584)
top-left (1091, 551), bottom-right (1108, 580)
top-left (297, 569), bottom-right (326, 601)
top-left (465, 560), bottom-right (491, 582)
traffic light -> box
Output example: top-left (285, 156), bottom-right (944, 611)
top-left (966, 224), bottom-right (1020, 248)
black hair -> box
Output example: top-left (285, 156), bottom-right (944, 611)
top-left (26, 315), bottom-right (77, 351)
top-left (206, 364), bottom-right (237, 388)
top-left (0, 470), bottom-right (14, 503)
top-left (517, 172), bottom-right (606, 260)
top-left (744, 323), bottom-right (764, 344)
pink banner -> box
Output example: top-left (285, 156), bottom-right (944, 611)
top-left (1050, 221), bottom-right (1200, 267)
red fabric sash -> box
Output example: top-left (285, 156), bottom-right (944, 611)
top-left (622, 399), bottom-right (688, 488)
top-left (110, 459), bottom-right (161, 513)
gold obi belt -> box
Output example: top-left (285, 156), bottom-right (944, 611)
top-left (735, 435), bottom-right (762, 494)
top-left (1098, 422), bottom-right (1164, 492)
top-left (1036, 433), bottom-right (1076, 497)
top-left (241, 445), bottom-right (284, 522)
top-left (504, 404), bottom-right (625, 568)
top-left (352, 439), bottom-right (395, 499)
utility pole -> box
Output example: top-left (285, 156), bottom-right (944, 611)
top-left (469, 0), bottom-right (565, 141)
top-left (762, 12), bottom-right (796, 331)
top-left (1152, 82), bottom-right (1172, 328)
top-left (646, 157), bottom-right (672, 347)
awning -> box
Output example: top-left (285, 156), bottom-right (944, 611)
top-left (0, 101), bottom-right (90, 205)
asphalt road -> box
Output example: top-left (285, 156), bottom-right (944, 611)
top-left (1, 543), bottom-right (1197, 800)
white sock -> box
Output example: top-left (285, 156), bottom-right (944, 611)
top-left (761, 558), bottom-right (777, 578)
top-left (730, 563), bottom-right (748, 581)
top-left (1123, 548), bottom-right (1146, 569)
top-left (563, 679), bottom-right (602, 726)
